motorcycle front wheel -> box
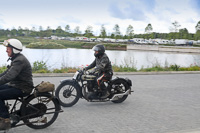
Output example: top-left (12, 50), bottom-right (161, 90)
top-left (55, 81), bottom-right (81, 107)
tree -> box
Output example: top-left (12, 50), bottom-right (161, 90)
top-left (169, 21), bottom-right (181, 32)
top-left (179, 28), bottom-right (189, 39)
top-left (39, 26), bottom-right (43, 31)
top-left (74, 26), bottom-right (81, 37)
top-left (23, 27), bottom-right (30, 36)
top-left (195, 21), bottom-right (200, 32)
top-left (113, 24), bottom-right (121, 39)
top-left (110, 33), bottom-right (115, 39)
top-left (45, 26), bottom-right (52, 37)
top-left (30, 26), bottom-right (38, 37)
top-left (17, 26), bottom-right (24, 36)
top-left (195, 21), bottom-right (200, 40)
top-left (55, 26), bottom-right (64, 36)
top-left (31, 26), bottom-right (36, 31)
top-left (195, 30), bottom-right (200, 40)
top-left (145, 23), bottom-right (153, 34)
top-left (99, 24), bottom-right (107, 38)
top-left (126, 25), bottom-right (134, 39)
top-left (84, 25), bottom-right (93, 38)
top-left (10, 27), bottom-right (17, 36)
top-left (65, 25), bottom-right (70, 33)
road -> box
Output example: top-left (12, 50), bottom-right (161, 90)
top-left (5, 73), bottom-right (200, 133)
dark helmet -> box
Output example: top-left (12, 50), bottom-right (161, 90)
top-left (92, 44), bottom-right (105, 57)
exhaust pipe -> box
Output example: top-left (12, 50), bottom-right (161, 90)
top-left (110, 89), bottom-right (131, 101)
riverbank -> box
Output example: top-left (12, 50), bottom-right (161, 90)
top-left (127, 44), bottom-right (200, 53)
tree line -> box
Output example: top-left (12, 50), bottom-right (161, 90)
top-left (1, 20), bottom-right (200, 40)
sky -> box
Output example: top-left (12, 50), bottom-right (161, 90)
top-left (0, 0), bottom-right (200, 35)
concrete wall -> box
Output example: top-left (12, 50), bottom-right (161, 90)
top-left (127, 44), bottom-right (200, 53)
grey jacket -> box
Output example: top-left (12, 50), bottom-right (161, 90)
top-left (86, 53), bottom-right (113, 74)
top-left (0, 53), bottom-right (33, 94)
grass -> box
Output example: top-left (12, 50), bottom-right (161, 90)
top-left (1, 63), bottom-right (200, 73)
top-left (26, 41), bottom-right (65, 49)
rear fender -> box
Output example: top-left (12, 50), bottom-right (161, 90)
top-left (111, 77), bottom-right (132, 87)
top-left (53, 97), bottom-right (62, 111)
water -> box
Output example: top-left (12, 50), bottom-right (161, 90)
top-left (0, 45), bottom-right (200, 70)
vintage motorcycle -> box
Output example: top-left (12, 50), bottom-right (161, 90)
top-left (55, 70), bottom-right (133, 107)
top-left (2, 85), bottom-right (63, 132)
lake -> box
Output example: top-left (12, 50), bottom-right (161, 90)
top-left (0, 45), bottom-right (200, 70)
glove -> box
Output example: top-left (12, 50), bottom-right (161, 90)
top-left (82, 67), bottom-right (87, 72)
top-left (89, 69), bottom-right (99, 76)
top-left (88, 69), bottom-right (95, 75)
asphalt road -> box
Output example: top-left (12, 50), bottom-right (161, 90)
top-left (5, 73), bottom-right (200, 133)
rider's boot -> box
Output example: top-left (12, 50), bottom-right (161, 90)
top-left (100, 83), bottom-right (110, 99)
top-left (0, 117), bottom-right (11, 130)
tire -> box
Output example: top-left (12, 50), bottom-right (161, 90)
top-left (55, 81), bottom-right (81, 107)
top-left (111, 79), bottom-right (129, 103)
top-left (21, 93), bottom-right (60, 129)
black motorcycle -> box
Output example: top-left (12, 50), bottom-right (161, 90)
top-left (2, 86), bottom-right (63, 132)
top-left (55, 70), bottom-right (133, 107)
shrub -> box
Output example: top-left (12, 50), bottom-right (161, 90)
top-left (32, 61), bottom-right (49, 73)
top-left (170, 64), bottom-right (180, 71)
top-left (0, 66), bottom-right (7, 73)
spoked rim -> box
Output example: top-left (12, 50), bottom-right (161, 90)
top-left (58, 84), bottom-right (78, 105)
top-left (111, 80), bottom-right (129, 103)
top-left (21, 94), bottom-right (59, 129)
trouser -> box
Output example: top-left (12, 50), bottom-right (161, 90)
top-left (95, 72), bottom-right (113, 90)
top-left (0, 85), bottom-right (24, 118)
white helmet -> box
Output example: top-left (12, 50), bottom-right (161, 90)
top-left (3, 39), bottom-right (23, 54)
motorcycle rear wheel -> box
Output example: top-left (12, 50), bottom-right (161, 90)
top-left (111, 79), bottom-right (129, 103)
top-left (21, 93), bottom-right (60, 129)
top-left (55, 81), bottom-right (81, 107)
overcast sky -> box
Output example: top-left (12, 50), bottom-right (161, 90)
top-left (0, 0), bottom-right (199, 35)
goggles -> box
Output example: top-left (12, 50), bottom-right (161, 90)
top-left (92, 46), bottom-right (101, 51)
top-left (2, 40), bottom-right (9, 47)
top-left (0, 40), bottom-right (9, 47)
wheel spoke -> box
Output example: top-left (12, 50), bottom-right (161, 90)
top-left (55, 82), bottom-right (80, 107)
top-left (21, 93), bottom-right (59, 129)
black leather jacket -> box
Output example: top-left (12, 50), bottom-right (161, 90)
top-left (86, 53), bottom-right (113, 75)
top-left (0, 53), bottom-right (33, 94)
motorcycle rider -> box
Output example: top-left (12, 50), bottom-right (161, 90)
top-left (0, 39), bottom-right (33, 130)
top-left (84, 44), bottom-right (113, 99)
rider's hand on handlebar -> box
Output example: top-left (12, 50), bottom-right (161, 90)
top-left (83, 67), bottom-right (87, 71)
top-left (88, 69), bottom-right (97, 75)
top-left (82, 67), bottom-right (88, 74)
top-left (85, 70), bottom-right (90, 75)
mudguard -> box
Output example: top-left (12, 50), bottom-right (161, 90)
top-left (111, 77), bottom-right (132, 87)
top-left (60, 79), bottom-right (81, 90)
top-left (23, 93), bottom-right (62, 113)
top-left (60, 79), bottom-right (74, 84)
